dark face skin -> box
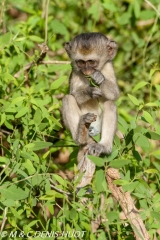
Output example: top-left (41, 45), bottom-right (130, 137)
top-left (76, 59), bottom-right (99, 75)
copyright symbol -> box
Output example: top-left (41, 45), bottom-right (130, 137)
top-left (1, 231), bottom-right (8, 237)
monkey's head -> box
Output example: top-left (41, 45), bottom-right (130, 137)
top-left (64, 32), bottom-right (117, 76)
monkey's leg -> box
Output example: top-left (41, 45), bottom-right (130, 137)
top-left (88, 101), bottom-right (117, 156)
top-left (62, 95), bottom-right (96, 145)
top-left (62, 94), bottom-right (81, 142)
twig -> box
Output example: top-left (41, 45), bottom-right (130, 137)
top-left (41, 60), bottom-right (70, 65)
top-left (0, 207), bottom-right (8, 231)
top-left (44, 0), bottom-right (50, 44)
top-left (49, 178), bottom-right (72, 196)
top-left (106, 168), bottom-right (150, 240)
top-left (0, 0), bottom-right (6, 34)
top-left (136, 19), bottom-right (155, 27)
top-left (14, 59), bottom-right (70, 78)
top-left (144, 0), bottom-right (160, 16)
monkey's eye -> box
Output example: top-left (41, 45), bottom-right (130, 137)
top-left (88, 60), bottom-right (97, 67)
top-left (76, 60), bottom-right (86, 67)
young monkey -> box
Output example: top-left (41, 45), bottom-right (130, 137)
top-left (62, 32), bottom-right (119, 158)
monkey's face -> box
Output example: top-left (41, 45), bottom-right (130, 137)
top-left (75, 59), bottom-right (99, 75)
top-left (64, 32), bottom-right (117, 75)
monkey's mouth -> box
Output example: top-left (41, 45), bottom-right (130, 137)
top-left (81, 69), bottom-right (94, 76)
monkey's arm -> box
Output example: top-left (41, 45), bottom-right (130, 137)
top-left (91, 62), bottom-right (119, 101)
top-left (101, 62), bottom-right (119, 100)
top-left (70, 72), bottom-right (102, 105)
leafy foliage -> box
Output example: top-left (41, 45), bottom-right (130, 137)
top-left (0, 0), bottom-right (160, 239)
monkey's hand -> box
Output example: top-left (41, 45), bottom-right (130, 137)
top-left (88, 142), bottom-right (112, 156)
top-left (77, 113), bottom-right (97, 145)
top-left (87, 87), bottom-right (102, 99)
top-left (91, 70), bottom-right (105, 85)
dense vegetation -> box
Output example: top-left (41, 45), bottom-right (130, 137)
top-left (0, 0), bottom-right (160, 239)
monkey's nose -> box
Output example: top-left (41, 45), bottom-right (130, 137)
top-left (82, 69), bottom-right (94, 76)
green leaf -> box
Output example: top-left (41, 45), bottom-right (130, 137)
top-left (109, 159), bottom-right (131, 169)
top-left (133, 0), bottom-right (141, 19)
top-left (21, 151), bottom-right (39, 163)
top-left (2, 199), bottom-right (15, 207)
top-left (0, 113), bottom-right (6, 126)
top-left (0, 32), bottom-right (12, 48)
top-left (52, 116), bottom-right (62, 128)
top-left (92, 134), bottom-right (101, 142)
top-left (153, 162), bottom-right (160, 172)
top-left (10, 207), bottom-right (22, 219)
top-left (128, 94), bottom-right (139, 106)
top-left (117, 12), bottom-right (131, 25)
top-left (122, 181), bottom-right (139, 192)
top-left (81, 221), bottom-right (91, 231)
top-left (25, 141), bottom-right (52, 151)
top-left (33, 108), bottom-right (42, 125)
top-left (142, 110), bottom-right (153, 125)
top-left (132, 81), bottom-right (148, 93)
top-left (95, 169), bottom-right (105, 193)
top-left (114, 179), bottom-right (129, 185)
top-left (0, 185), bottom-right (29, 200)
top-left (69, 208), bottom-right (78, 220)
top-left (144, 169), bottom-right (158, 174)
top-left (88, 4), bottom-right (100, 21)
top-left (11, 96), bottom-right (25, 105)
top-left (155, 84), bottom-right (160, 93)
top-left (88, 155), bottom-right (105, 167)
top-left (133, 133), bottom-right (150, 148)
top-left (22, 159), bottom-right (36, 175)
top-left (0, 156), bottom-right (9, 164)
top-left (150, 69), bottom-right (159, 77)
top-left (145, 131), bottom-right (160, 140)
top-left (15, 107), bottom-right (28, 118)
top-left (5, 120), bottom-right (13, 129)
top-left (27, 220), bottom-right (39, 228)
top-left (151, 150), bottom-right (160, 159)
top-left (145, 101), bottom-right (159, 107)
top-left (50, 19), bottom-right (68, 35)
top-left (151, 211), bottom-right (160, 223)
top-left (102, 2), bottom-right (118, 12)
top-left (118, 116), bottom-right (128, 131)
top-left (52, 174), bottom-right (67, 187)
top-left (50, 76), bottom-right (67, 90)
top-left (28, 35), bottom-right (43, 43)
top-left (140, 10), bottom-right (156, 20)
top-left (106, 211), bottom-right (119, 222)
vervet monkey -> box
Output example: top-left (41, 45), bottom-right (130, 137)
top-left (62, 32), bottom-right (119, 158)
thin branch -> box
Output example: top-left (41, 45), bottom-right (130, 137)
top-left (44, 0), bottom-right (50, 44)
top-left (14, 59), bottom-right (70, 78)
top-left (144, 0), bottom-right (160, 16)
top-left (0, 207), bottom-right (8, 231)
top-left (106, 168), bottom-right (150, 240)
top-left (49, 178), bottom-right (72, 196)
top-left (41, 60), bottom-right (70, 65)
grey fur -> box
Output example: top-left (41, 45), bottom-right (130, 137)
top-left (62, 33), bottom-right (119, 157)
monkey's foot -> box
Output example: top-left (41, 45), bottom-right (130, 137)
top-left (88, 143), bottom-right (106, 156)
top-left (81, 113), bottom-right (97, 128)
top-left (77, 113), bottom-right (97, 145)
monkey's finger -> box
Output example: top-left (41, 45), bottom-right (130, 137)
top-left (91, 72), bottom-right (104, 85)
top-left (91, 89), bottom-right (102, 98)
top-left (84, 114), bottom-right (97, 123)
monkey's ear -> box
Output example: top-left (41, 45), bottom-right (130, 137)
top-left (106, 40), bottom-right (117, 60)
top-left (64, 42), bottom-right (72, 53)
